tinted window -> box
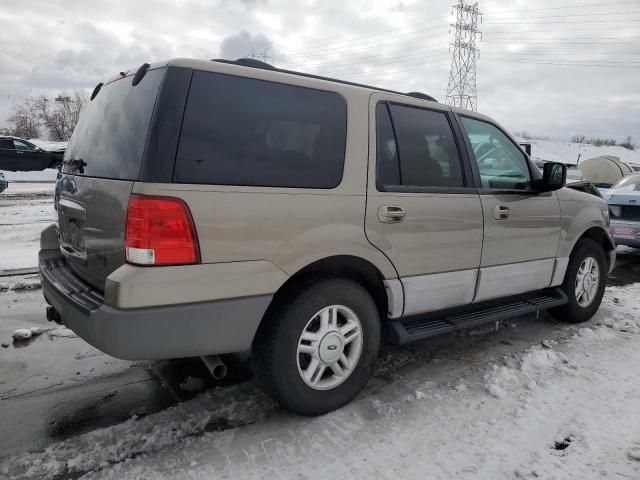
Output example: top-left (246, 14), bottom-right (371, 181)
top-left (13, 140), bottom-right (35, 151)
top-left (385, 104), bottom-right (464, 188)
top-left (63, 68), bottom-right (164, 179)
top-left (174, 71), bottom-right (347, 188)
top-left (0, 139), bottom-right (13, 150)
top-left (460, 116), bottom-right (531, 190)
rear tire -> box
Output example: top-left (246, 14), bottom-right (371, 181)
top-left (550, 239), bottom-right (606, 323)
top-left (253, 276), bottom-right (380, 416)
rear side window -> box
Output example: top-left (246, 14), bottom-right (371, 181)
top-left (376, 104), bottom-right (400, 186)
top-left (63, 68), bottom-right (164, 180)
top-left (0, 139), bottom-right (13, 149)
top-left (382, 104), bottom-right (464, 188)
top-left (174, 71), bottom-right (347, 188)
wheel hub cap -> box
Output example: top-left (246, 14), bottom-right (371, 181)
top-left (318, 333), bottom-right (344, 363)
top-left (575, 256), bottom-right (600, 308)
top-left (296, 305), bottom-right (364, 391)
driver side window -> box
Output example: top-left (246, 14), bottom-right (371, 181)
top-left (460, 117), bottom-right (531, 190)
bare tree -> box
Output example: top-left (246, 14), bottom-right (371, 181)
top-left (7, 98), bottom-right (40, 139)
top-left (6, 90), bottom-right (88, 141)
top-left (34, 90), bottom-right (88, 141)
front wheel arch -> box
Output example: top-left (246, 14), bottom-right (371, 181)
top-left (569, 225), bottom-right (615, 271)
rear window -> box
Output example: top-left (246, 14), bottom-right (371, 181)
top-left (62, 68), bottom-right (164, 180)
top-left (174, 71), bottom-right (347, 188)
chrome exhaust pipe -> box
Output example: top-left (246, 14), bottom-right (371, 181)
top-left (201, 354), bottom-right (228, 380)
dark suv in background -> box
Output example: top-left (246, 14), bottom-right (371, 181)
top-left (0, 136), bottom-right (64, 171)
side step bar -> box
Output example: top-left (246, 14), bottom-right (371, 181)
top-left (388, 288), bottom-right (568, 345)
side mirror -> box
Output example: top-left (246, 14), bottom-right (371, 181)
top-left (540, 162), bottom-right (566, 191)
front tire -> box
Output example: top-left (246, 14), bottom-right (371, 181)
top-left (253, 276), bottom-right (380, 416)
top-left (550, 239), bottom-right (606, 323)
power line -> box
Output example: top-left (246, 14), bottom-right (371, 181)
top-left (290, 49), bottom-right (450, 72)
top-left (282, 29), bottom-right (449, 59)
top-left (280, 33), bottom-right (449, 66)
top-left (481, 58), bottom-right (640, 68)
top-left (485, 18), bottom-right (640, 24)
top-left (486, 10), bottom-right (640, 19)
top-left (484, 25), bottom-right (640, 33)
top-left (484, 36), bottom-right (640, 40)
top-left (482, 51), bottom-right (640, 55)
top-left (282, 17), bottom-right (450, 56)
top-left (483, 0), bottom-right (640, 14)
top-left (483, 40), bottom-right (640, 44)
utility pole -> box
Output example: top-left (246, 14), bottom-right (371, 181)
top-left (445, 0), bottom-right (482, 111)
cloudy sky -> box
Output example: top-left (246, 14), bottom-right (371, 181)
top-left (1, 0), bottom-right (639, 140)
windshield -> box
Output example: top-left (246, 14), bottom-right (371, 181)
top-left (611, 174), bottom-right (640, 192)
top-left (62, 68), bottom-right (164, 180)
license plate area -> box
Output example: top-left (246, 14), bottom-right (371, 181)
top-left (57, 198), bottom-right (87, 259)
top-left (613, 226), bottom-right (638, 239)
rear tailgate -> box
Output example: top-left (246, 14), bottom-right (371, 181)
top-left (56, 175), bottom-right (133, 289)
top-left (55, 66), bottom-right (166, 290)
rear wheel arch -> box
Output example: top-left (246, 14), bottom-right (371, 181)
top-left (261, 255), bottom-right (390, 327)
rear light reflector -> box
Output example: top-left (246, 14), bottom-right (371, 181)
top-left (125, 195), bottom-right (199, 266)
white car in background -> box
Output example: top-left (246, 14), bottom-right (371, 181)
top-left (605, 173), bottom-right (640, 248)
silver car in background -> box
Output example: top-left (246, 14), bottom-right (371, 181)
top-left (0, 172), bottom-right (7, 193)
top-left (606, 173), bottom-right (640, 247)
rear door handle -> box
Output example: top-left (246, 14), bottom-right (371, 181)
top-left (493, 205), bottom-right (511, 220)
top-left (378, 205), bottom-right (406, 223)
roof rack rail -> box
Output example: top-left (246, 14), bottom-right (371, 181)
top-left (213, 57), bottom-right (276, 70)
top-left (211, 58), bottom-right (438, 103)
top-left (406, 91), bottom-right (437, 102)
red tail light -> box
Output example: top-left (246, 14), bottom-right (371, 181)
top-left (125, 195), bottom-right (199, 266)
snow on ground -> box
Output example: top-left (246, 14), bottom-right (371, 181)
top-left (2, 169), bottom-right (58, 182)
top-left (0, 183), bottom-right (55, 270)
top-left (521, 138), bottom-right (640, 167)
top-left (2, 284), bottom-right (639, 480)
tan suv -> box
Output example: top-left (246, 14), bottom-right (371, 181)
top-left (40, 58), bottom-right (615, 415)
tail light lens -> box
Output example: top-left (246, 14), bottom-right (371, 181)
top-left (125, 195), bottom-right (199, 266)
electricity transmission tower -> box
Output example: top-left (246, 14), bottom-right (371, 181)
top-left (445, 0), bottom-right (482, 111)
top-left (246, 48), bottom-right (274, 64)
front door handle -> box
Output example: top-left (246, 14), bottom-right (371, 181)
top-left (493, 205), bottom-right (511, 220)
top-left (378, 205), bottom-right (406, 223)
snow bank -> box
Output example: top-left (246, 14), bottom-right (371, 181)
top-left (518, 137), bottom-right (640, 167)
top-left (2, 169), bottom-right (58, 182)
top-left (0, 383), bottom-right (276, 479)
top-left (29, 139), bottom-right (67, 151)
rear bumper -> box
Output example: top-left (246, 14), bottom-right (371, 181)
top-left (39, 249), bottom-right (271, 360)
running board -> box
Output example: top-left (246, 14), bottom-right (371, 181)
top-left (388, 288), bottom-right (568, 345)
